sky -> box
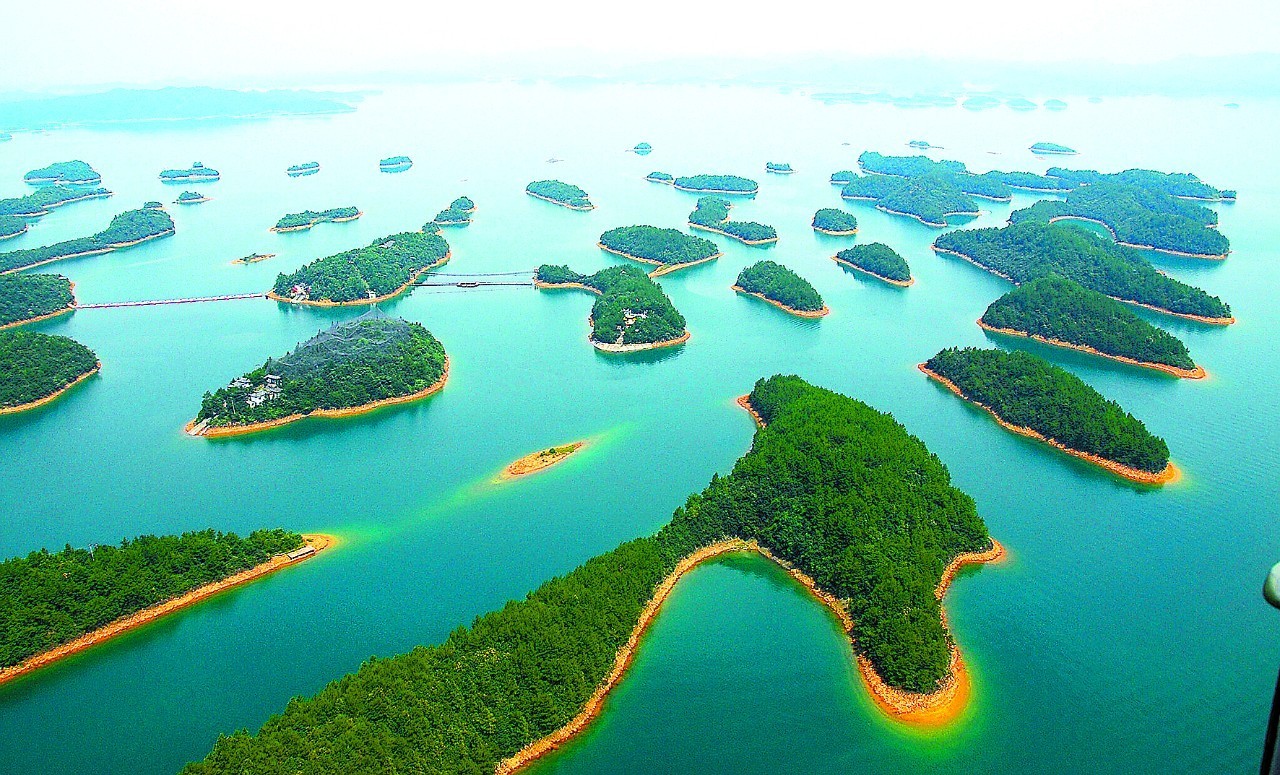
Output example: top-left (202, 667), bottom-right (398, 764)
top-left (4, 0), bottom-right (1280, 91)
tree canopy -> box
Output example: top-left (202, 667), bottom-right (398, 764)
top-left (688, 197), bottom-right (777, 243)
top-left (535, 264), bottom-right (687, 347)
top-left (835, 243), bottom-right (912, 283)
top-left (273, 207), bottom-right (360, 231)
top-left (23, 160), bottom-right (101, 185)
top-left (526, 180), bottom-right (592, 209)
top-left (0, 329), bottom-right (97, 409)
top-left (272, 230), bottom-right (449, 303)
top-left (0, 273), bottom-right (74, 327)
top-left (0, 208), bottom-right (175, 273)
top-left (735, 260), bottom-right (824, 312)
top-left (599, 225), bottom-right (719, 268)
top-left (812, 208), bottom-right (858, 233)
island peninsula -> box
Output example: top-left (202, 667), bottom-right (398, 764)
top-left (0, 207), bottom-right (175, 274)
top-left (269, 230), bottom-right (449, 305)
top-left (0, 273), bottom-right (76, 328)
top-left (597, 225), bottom-right (720, 276)
top-left (534, 264), bottom-right (689, 351)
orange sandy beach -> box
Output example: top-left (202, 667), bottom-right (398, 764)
top-left (592, 328), bottom-right (690, 353)
top-left (0, 280), bottom-right (76, 330)
top-left (977, 319), bottom-right (1206, 379)
top-left (267, 253), bottom-right (450, 306)
top-left (813, 226), bottom-right (858, 236)
top-left (0, 533), bottom-right (336, 687)
top-left (500, 441), bottom-right (586, 479)
top-left (731, 285), bottom-right (829, 318)
top-left (832, 255), bottom-right (915, 287)
top-left (184, 358), bottom-right (449, 438)
top-left (688, 222), bottom-right (778, 246)
top-left (1043, 215), bottom-right (1229, 261)
top-left (526, 191), bottom-right (594, 211)
top-left (596, 242), bottom-right (722, 277)
top-left (919, 363), bottom-right (1180, 485)
top-left (0, 362), bottom-right (99, 415)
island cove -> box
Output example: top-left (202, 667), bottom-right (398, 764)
top-left (269, 230), bottom-right (449, 305)
top-left (186, 312), bottom-right (448, 438)
top-left (0, 207), bottom-right (175, 274)
top-left (184, 375), bottom-right (1003, 775)
top-left (534, 264), bottom-right (689, 351)
top-left (688, 197), bottom-right (777, 245)
top-left (597, 225), bottom-right (720, 276)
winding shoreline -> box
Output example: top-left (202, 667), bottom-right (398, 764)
top-left (269, 211), bottom-right (363, 233)
top-left (919, 363), bottom-right (1180, 485)
top-left (0, 225), bottom-right (29, 241)
top-left (831, 255), bottom-right (914, 287)
top-left (688, 222), bottom-right (778, 245)
top-left (0, 534), bottom-right (336, 688)
top-left (267, 252), bottom-right (450, 307)
top-left (1043, 215), bottom-right (1228, 261)
top-left (1, 229), bottom-right (174, 275)
top-left (596, 242), bottom-right (722, 277)
top-left (500, 441), bottom-right (586, 479)
top-left (731, 285), bottom-right (829, 318)
top-left (184, 358), bottom-right (449, 438)
top-left (0, 278), bottom-right (76, 330)
top-left (526, 191), bottom-right (594, 211)
top-left (0, 362), bottom-right (99, 415)
top-left (875, 204), bottom-right (978, 228)
top-left (976, 319), bottom-right (1206, 379)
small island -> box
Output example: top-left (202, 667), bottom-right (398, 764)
top-left (0, 529), bottom-right (330, 687)
top-left (922, 347), bottom-right (1176, 484)
top-left (501, 442), bottom-right (586, 479)
top-left (380, 156), bottom-right (413, 172)
top-left (271, 206), bottom-right (361, 233)
top-left (534, 264), bottom-right (689, 351)
top-left (1030, 142), bottom-right (1078, 155)
top-left (0, 215), bottom-right (27, 241)
top-left (270, 230), bottom-right (449, 305)
top-left (287, 161), bottom-right (320, 177)
top-left (688, 197), bottom-right (777, 245)
top-left (159, 162), bottom-right (220, 182)
top-left (673, 174), bottom-right (758, 195)
top-left (933, 222), bottom-right (1233, 324)
top-left (176, 190), bottom-right (210, 205)
top-left (24, 160), bottom-right (102, 186)
top-left (833, 243), bottom-right (913, 286)
top-left (733, 260), bottom-right (828, 317)
top-left (812, 207), bottom-right (858, 235)
top-left (526, 180), bottom-right (594, 210)
top-left (598, 225), bottom-right (721, 276)
top-left (645, 171), bottom-right (674, 184)
top-left (232, 253), bottom-right (276, 265)
top-left (907, 140), bottom-right (937, 149)
top-left (765, 162), bottom-right (794, 175)
top-left (143, 200), bottom-right (165, 210)
top-left (630, 142), bottom-right (653, 155)
top-left (0, 185), bottom-right (112, 219)
top-left (0, 273), bottom-right (75, 328)
top-left (0, 207), bottom-right (176, 274)
top-left (979, 275), bottom-right (1203, 378)
top-left (0, 329), bottom-right (99, 413)
top-left (432, 196), bottom-right (476, 227)
top-left (187, 312), bottom-right (447, 437)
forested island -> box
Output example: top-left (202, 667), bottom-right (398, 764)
top-left (1044, 167), bottom-right (1234, 201)
top-left (287, 161), bottom-right (320, 176)
top-left (379, 156), bottom-right (413, 172)
top-left (0, 185), bottom-right (112, 218)
top-left (1030, 142), bottom-right (1077, 155)
top-left (144, 201), bottom-right (164, 210)
top-left (598, 225), bottom-right (721, 276)
top-left (159, 162), bottom-right (220, 182)
top-left (0, 207), bottom-right (175, 274)
top-left (840, 173), bottom-right (980, 227)
top-left (673, 174), bottom-right (759, 194)
top-left (766, 162), bottom-right (794, 174)
top-left (0, 529), bottom-right (326, 685)
top-left (188, 313), bottom-right (448, 436)
top-left (688, 197), bottom-right (778, 245)
top-left (812, 208), bottom-right (858, 235)
top-left (534, 264), bottom-right (689, 351)
top-left (733, 260), bottom-right (827, 317)
top-left (176, 191), bottom-right (210, 205)
top-left (432, 196), bottom-right (475, 226)
top-left (1009, 182), bottom-right (1230, 259)
top-left (630, 142), bottom-right (653, 155)
top-left (24, 160), bottom-right (101, 186)
top-left (271, 207), bottom-right (361, 232)
top-left (270, 230), bottom-right (449, 305)
top-left (0, 273), bottom-right (75, 328)
top-left (526, 180), bottom-right (594, 210)
top-left (0, 216), bottom-right (26, 240)
top-left (0, 330), bottom-right (99, 413)
top-left (922, 347), bottom-right (1175, 483)
top-left (908, 140), bottom-right (937, 149)
top-left (502, 442), bottom-right (586, 479)
top-left (988, 170), bottom-right (1075, 192)
top-left (979, 275), bottom-right (1202, 378)
top-left (645, 171), bottom-right (674, 184)
top-left (232, 253), bottom-right (275, 265)
top-left (855, 152), bottom-right (1012, 201)
top-left (933, 223), bottom-right (1233, 324)
top-left (834, 243), bottom-right (913, 286)
top-left (183, 375), bottom-right (1000, 774)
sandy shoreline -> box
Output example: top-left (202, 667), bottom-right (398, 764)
top-left (268, 253), bottom-right (450, 306)
top-left (976, 319), bottom-right (1206, 379)
top-left (270, 211), bottom-right (362, 233)
top-left (919, 364), bottom-right (1179, 485)
top-left (1, 229), bottom-right (173, 275)
top-left (0, 534), bottom-right (335, 688)
top-left (875, 204), bottom-right (977, 228)
top-left (0, 225), bottom-right (29, 240)
top-left (731, 285), bottom-right (829, 318)
top-left (688, 221), bottom-right (778, 245)
top-left (526, 191), bottom-right (594, 211)
top-left (500, 441), bottom-right (586, 480)
top-left (0, 301), bottom-right (75, 330)
top-left (597, 242), bottom-right (722, 277)
top-left (672, 184), bottom-right (758, 195)
top-left (592, 328), bottom-right (690, 353)
top-left (1043, 215), bottom-right (1228, 260)
top-left (832, 255), bottom-right (914, 287)
top-left (813, 226), bottom-right (858, 236)
top-left (0, 362), bottom-right (99, 414)
top-left (185, 358), bottom-right (449, 438)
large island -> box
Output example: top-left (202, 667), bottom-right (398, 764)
top-left (838, 173), bottom-right (981, 227)
top-left (688, 197), bottom-right (777, 245)
top-left (187, 312), bottom-right (448, 437)
top-left (0, 185), bottom-right (112, 219)
top-left (0, 273), bottom-right (76, 328)
top-left (733, 260), bottom-right (828, 317)
top-left (0, 330), bottom-right (99, 413)
top-left (534, 264), bottom-right (689, 351)
top-left (0, 207), bottom-right (175, 274)
top-left (269, 230), bottom-right (450, 305)
top-left (526, 180), bottom-right (594, 210)
top-left (183, 375), bottom-right (1001, 774)
top-left (271, 207), bottom-right (361, 232)
top-left (597, 225), bottom-right (721, 276)
top-left (673, 174), bottom-right (758, 194)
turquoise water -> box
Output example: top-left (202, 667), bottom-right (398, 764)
top-left (0, 84), bottom-right (1276, 773)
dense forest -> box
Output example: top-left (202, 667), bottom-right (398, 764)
top-left (0, 184), bottom-right (112, 217)
top-left (196, 314), bottom-right (447, 428)
top-left (925, 347), bottom-right (1170, 473)
top-left (856, 152), bottom-right (1011, 200)
top-left (980, 275), bottom-right (1197, 371)
top-left (0, 216), bottom-right (26, 239)
top-left (934, 222), bottom-right (1232, 320)
top-left (271, 230), bottom-right (449, 303)
top-left (380, 156), bottom-right (412, 168)
top-left (988, 171), bottom-right (1074, 191)
top-left (0, 529), bottom-right (305, 669)
top-left (811, 208), bottom-right (858, 233)
top-left (0, 207), bottom-right (175, 273)
top-left (526, 180), bottom-right (592, 209)
top-left (599, 225), bottom-right (719, 267)
top-left (185, 375), bottom-right (991, 774)
top-left (287, 161), bottom-right (320, 175)
top-left (0, 329), bottom-right (98, 410)
top-left (645, 171), bottom-right (673, 183)
top-left (1045, 167), bottom-right (1234, 200)
top-left (835, 243), bottom-right (912, 283)
top-left (0, 273), bottom-right (74, 327)
top-left (673, 174), bottom-right (759, 194)
top-left (535, 264), bottom-right (687, 347)
top-left (273, 207), bottom-right (360, 231)
top-left (1008, 182), bottom-right (1229, 256)
top-left (176, 191), bottom-right (208, 204)
top-left (735, 260), bottom-right (825, 312)
top-left (687, 197), bottom-right (777, 243)
top-left (433, 197), bottom-right (475, 226)
top-left (159, 162), bottom-right (220, 181)
top-left (24, 160), bottom-right (101, 185)
top-left (842, 174), bottom-right (979, 226)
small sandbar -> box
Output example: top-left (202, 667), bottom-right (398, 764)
top-left (500, 441), bottom-right (586, 480)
